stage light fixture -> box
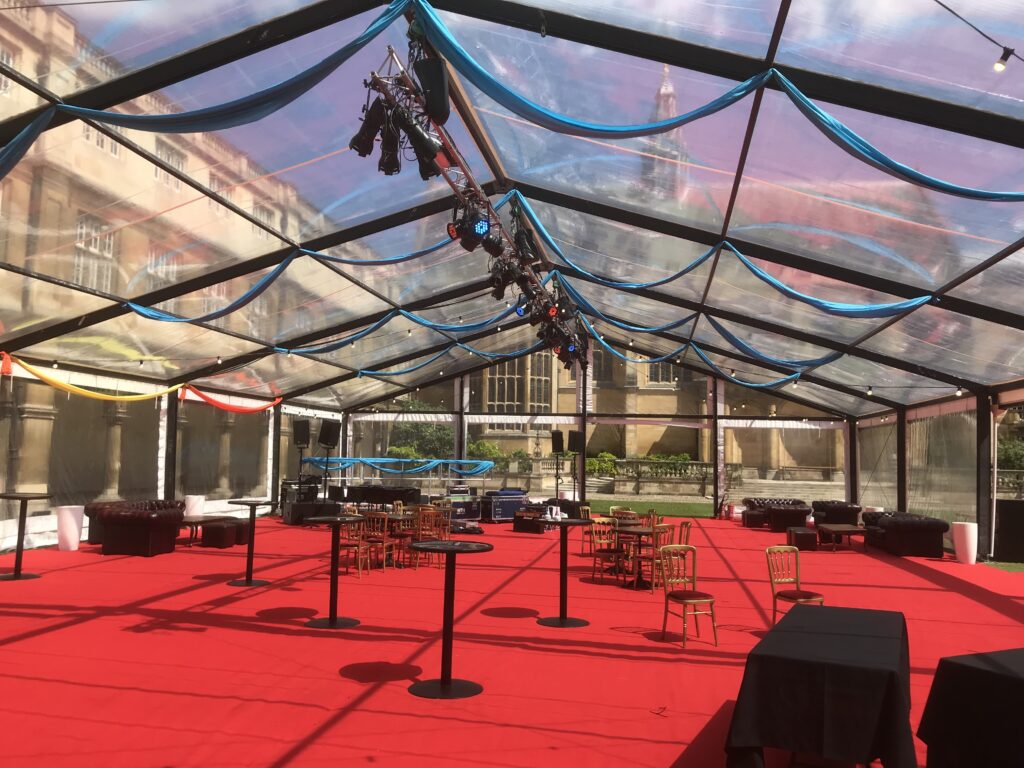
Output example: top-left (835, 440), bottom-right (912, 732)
top-left (515, 227), bottom-right (536, 263)
top-left (378, 106), bottom-right (401, 175)
top-left (482, 231), bottom-right (505, 258)
top-left (349, 97), bottom-right (387, 157)
top-left (392, 104), bottom-right (444, 179)
top-left (455, 205), bottom-right (490, 251)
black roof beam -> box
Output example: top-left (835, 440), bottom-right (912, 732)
top-left (432, 0), bottom-right (1024, 150)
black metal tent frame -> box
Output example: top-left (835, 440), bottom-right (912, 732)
top-left (0, 0), bottom-right (1014, 551)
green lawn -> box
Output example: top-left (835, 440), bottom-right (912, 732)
top-left (585, 499), bottom-right (714, 518)
top-left (984, 561), bottom-right (1024, 573)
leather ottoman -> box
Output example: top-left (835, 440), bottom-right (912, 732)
top-left (787, 526), bottom-right (817, 551)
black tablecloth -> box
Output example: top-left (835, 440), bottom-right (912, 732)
top-left (918, 647), bottom-right (1024, 767)
top-left (726, 604), bottom-right (915, 768)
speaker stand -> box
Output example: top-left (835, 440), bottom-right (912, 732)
top-left (554, 452), bottom-right (562, 501)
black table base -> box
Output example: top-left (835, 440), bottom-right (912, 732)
top-left (226, 500), bottom-right (271, 589)
top-left (409, 678), bottom-right (484, 699)
top-left (304, 514), bottom-right (363, 631)
top-left (228, 577), bottom-right (271, 588)
top-left (1, 493), bottom-right (51, 583)
top-left (305, 616), bottom-right (359, 629)
top-left (0, 572), bottom-right (40, 582)
top-left (538, 518), bottom-right (592, 628)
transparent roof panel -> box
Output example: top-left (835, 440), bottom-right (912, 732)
top-left (191, 351), bottom-right (343, 398)
top-left (692, 315), bottom-right (837, 364)
top-left (302, 314), bottom-right (450, 373)
top-left (153, 256), bottom-right (391, 345)
top-left (0, 270), bottom-right (114, 345)
top-left (19, 314), bottom-right (261, 379)
top-left (565, 283), bottom-right (697, 339)
top-left (721, 380), bottom-right (833, 418)
top-left (7, 2), bottom-right (317, 103)
top-left (444, 11), bottom-right (749, 232)
top-left (780, 0), bottom-right (1024, 119)
top-left (316, 210), bottom-right (494, 309)
top-left (291, 375), bottom-right (404, 411)
top-left (947, 246), bottom-right (1024, 319)
top-left (729, 88), bottom-right (1020, 289)
top-left (2, 120), bottom-right (290, 299)
top-left (513, 0), bottom-right (782, 56)
top-left (812, 356), bottom-right (953, 406)
top-left (861, 304), bottom-right (1024, 385)
top-left (705, 250), bottom-right (889, 343)
top-left (113, 9), bottom-right (488, 239)
top-left (526, 198), bottom-right (713, 303)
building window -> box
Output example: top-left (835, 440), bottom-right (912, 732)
top-left (208, 172), bottom-right (231, 212)
top-left (74, 213), bottom-right (116, 293)
top-left (146, 244), bottom-right (179, 286)
top-left (0, 45), bottom-right (16, 94)
top-left (487, 357), bottom-right (525, 430)
top-left (200, 281), bottom-right (228, 317)
top-left (529, 355), bottom-right (552, 414)
top-left (252, 203), bottom-right (274, 238)
top-left (82, 122), bottom-right (121, 157)
top-left (592, 349), bottom-right (613, 384)
top-left (154, 139), bottom-right (185, 189)
top-left (648, 360), bottom-right (675, 385)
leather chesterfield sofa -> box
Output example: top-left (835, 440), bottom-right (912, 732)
top-left (862, 511), bottom-right (949, 558)
top-left (85, 500), bottom-right (185, 556)
top-left (741, 498), bottom-right (811, 532)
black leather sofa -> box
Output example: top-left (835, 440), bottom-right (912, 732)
top-left (742, 497), bottom-right (811, 532)
top-left (85, 500), bottom-right (185, 556)
top-left (862, 511), bottom-right (949, 557)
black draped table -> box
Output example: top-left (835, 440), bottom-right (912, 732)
top-left (538, 518), bottom-right (592, 628)
top-left (304, 514), bottom-right (364, 629)
top-left (0, 492), bottom-right (51, 582)
top-left (226, 499), bottom-right (272, 588)
top-left (408, 539), bottom-right (493, 700)
top-left (918, 647), bottom-right (1024, 767)
top-left (726, 604), bottom-right (915, 768)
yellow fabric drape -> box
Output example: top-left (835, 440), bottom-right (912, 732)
top-left (13, 357), bottom-right (182, 402)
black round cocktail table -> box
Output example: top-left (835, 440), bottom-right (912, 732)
top-left (407, 539), bottom-right (493, 700)
top-left (305, 514), bottom-right (364, 629)
top-left (0, 492), bottom-right (51, 581)
top-left (616, 526), bottom-right (655, 590)
top-left (538, 518), bottom-right (593, 628)
top-left (226, 499), bottom-right (272, 588)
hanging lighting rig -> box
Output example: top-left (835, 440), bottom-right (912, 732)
top-left (349, 28), bottom-right (586, 369)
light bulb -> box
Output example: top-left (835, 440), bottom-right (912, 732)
top-left (216, 356), bottom-right (222, 365)
top-left (955, 386), bottom-right (963, 397)
top-left (867, 385), bottom-right (873, 397)
top-left (995, 46), bottom-right (1013, 72)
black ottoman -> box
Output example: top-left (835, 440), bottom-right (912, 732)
top-left (787, 526), bottom-right (817, 551)
top-left (233, 519), bottom-right (251, 545)
top-left (742, 510), bottom-right (766, 528)
top-left (202, 521), bottom-right (236, 548)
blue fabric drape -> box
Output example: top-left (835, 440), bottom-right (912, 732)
top-left (514, 192), bottom-right (717, 287)
top-left (771, 69), bottom-right (1024, 202)
top-left (398, 307), bottom-right (517, 334)
top-left (412, 0), bottom-right (770, 139)
top-left (557, 275), bottom-right (697, 332)
top-left (276, 311), bottom-right (399, 355)
top-left (357, 339), bottom-right (541, 377)
top-left (724, 243), bottom-right (932, 317)
top-left (61, 1), bottom-right (411, 133)
top-left (302, 457), bottom-right (495, 476)
top-left (358, 347), bottom-right (451, 377)
top-left (706, 317), bottom-right (841, 368)
top-left (578, 314), bottom-right (688, 363)
top-left (128, 253), bottom-right (299, 322)
top-left (690, 343), bottom-right (801, 388)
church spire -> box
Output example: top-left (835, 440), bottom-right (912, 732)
top-left (639, 65), bottom-right (690, 201)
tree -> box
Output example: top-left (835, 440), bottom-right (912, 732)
top-left (385, 399), bottom-right (454, 458)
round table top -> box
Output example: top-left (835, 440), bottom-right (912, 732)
top-left (616, 526), bottom-right (655, 536)
top-left (306, 515), bottom-right (364, 525)
top-left (546, 517), bottom-right (593, 527)
top-left (228, 498), bottom-right (271, 507)
top-left (0, 492), bottom-right (52, 501)
top-left (409, 539), bottom-right (493, 555)
top-left (182, 514), bottom-right (233, 524)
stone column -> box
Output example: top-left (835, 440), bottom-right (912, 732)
top-left (767, 428), bottom-right (781, 478)
top-left (100, 402), bottom-right (128, 499)
top-left (9, 381), bottom-right (57, 518)
top-left (215, 411), bottom-right (235, 496)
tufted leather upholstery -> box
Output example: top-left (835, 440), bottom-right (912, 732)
top-left (85, 500), bottom-right (184, 556)
top-left (811, 500), bottom-right (861, 526)
top-left (743, 497), bottom-right (808, 510)
top-left (862, 511), bottom-right (949, 557)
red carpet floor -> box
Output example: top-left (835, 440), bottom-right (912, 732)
top-left (1, 518), bottom-right (1022, 767)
